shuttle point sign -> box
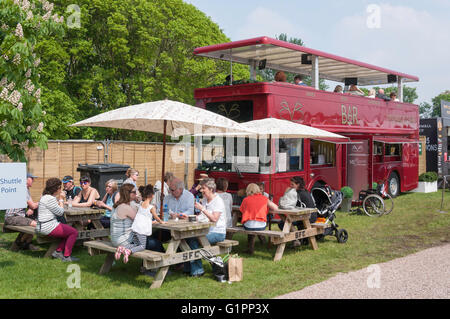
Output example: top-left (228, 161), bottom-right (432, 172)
top-left (0, 163), bottom-right (27, 210)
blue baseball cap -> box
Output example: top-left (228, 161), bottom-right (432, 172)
top-left (62, 175), bottom-right (74, 183)
top-left (27, 172), bottom-right (38, 179)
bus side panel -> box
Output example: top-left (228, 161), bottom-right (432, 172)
top-left (401, 143), bottom-right (419, 191)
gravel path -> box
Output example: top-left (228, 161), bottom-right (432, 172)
top-left (275, 243), bottom-right (450, 299)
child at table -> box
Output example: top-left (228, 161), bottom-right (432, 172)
top-left (115, 184), bottom-right (165, 263)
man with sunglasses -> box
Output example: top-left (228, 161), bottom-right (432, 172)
top-left (62, 175), bottom-right (81, 200)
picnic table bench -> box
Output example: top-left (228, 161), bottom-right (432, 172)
top-left (84, 219), bottom-right (238, 289)
top-left (227, 206), bottom-right (329, 261)
top-left (1, 207), bottom-right (109, 258)
top-left (1, 223), bottom-right (59, 258)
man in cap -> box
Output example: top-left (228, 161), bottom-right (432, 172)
top-left (4, 172), bottom-right (40, 250)
top-left (62, 175), bottom-right (81, 200)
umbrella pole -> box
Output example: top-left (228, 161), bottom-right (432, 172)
top-left (160, 120), bottom-right (167, 220)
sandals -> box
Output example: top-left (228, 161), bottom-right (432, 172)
top-left (115, 246), bottom-right (125, 260)
top-left (123, 249), bottom-right (132, 264)
top-left (115, 246), bottom-right (132, 263)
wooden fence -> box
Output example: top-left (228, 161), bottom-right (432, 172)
top-left (4, 140), bottom-right (199, 201)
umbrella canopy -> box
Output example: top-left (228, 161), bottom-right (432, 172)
top-left (71, 99), bottom-right (250, 137)
top-left (239, 118), bottom-right (347, 139)
top-left (198, 118), bottom-right (347, 139)
top-left (71, 99), bottom-right (252, 219)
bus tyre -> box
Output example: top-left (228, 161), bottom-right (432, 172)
top-left (387, 172), bottom-right (400, 198)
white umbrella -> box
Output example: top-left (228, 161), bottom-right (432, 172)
top-left (197, 117), bottom-right (348, 197)
top-left (71, 99), bottom-right (252, 217)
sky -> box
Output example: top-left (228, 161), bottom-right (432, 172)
top-left (184, 0), bottom-right (450, 105)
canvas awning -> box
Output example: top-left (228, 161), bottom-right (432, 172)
top-left (194, 36), bottom-right (419, 86)
top-left (373, 137), bottom-right (420, 144)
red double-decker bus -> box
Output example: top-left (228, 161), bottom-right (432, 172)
top-left (192, 36), bottom-right (419, 203)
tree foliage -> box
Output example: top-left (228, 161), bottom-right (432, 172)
top-left (0, 0), bottom-right (64, 161)
top-left (419, 90), bottom-right (450, 118)
top-left (41, 0), bottom-right (247, 142)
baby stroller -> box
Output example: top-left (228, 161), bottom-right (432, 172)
top-left (311, 185), bottom-right (348, 243)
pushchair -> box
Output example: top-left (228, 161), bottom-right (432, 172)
top-left (311, 185), bottom-right (348, 243)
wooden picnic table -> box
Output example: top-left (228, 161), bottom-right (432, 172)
top-left (64, 206), bottom-right (110, 241)
top-left (149, 219), bottom-right (235, 288)
top-left (85, 218), bottom-right (238, 289)
top-left (227, 205), bottom-right (326, 261)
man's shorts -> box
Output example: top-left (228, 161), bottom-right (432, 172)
top-left (5, 215), bottom-right (34, 227)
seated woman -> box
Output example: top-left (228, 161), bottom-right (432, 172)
top-left (334, 85), bottom-right (343, 93)
top-left (240, 183), bottom-right (278, 231)
top-left (239, 183), bottom-right (278, 253)
top-left (278, 177), bottom-right (317, 246)
top-left (274, 71), bottom-right (287, 82)
top-left (216, 177), bottom-right (233, 228)
top-left (348, 84), bottom-right (365, 96)
top-left (36, 178), bottom-right (79, 262)
top-left (95, 179), bottom-right (120, 228)
top-left (278, 177), bottom-right (305, 209)
top-left (194, 178), bottom-right (227, 244)
top-left (114, 184), bottom-right (166, 263)
top-left (110, 183), bottom-right (138, 249)
top-left (71, 175), bottom-right (100, 208)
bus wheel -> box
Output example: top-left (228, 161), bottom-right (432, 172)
top-left (387, 172), bottom-right (400, 198)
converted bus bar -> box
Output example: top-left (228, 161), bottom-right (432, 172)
top-left (192, 36), bottom-right (420, 202)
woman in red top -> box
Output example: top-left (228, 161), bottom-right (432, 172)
top-left (240, 183), bottom-right (278, 231)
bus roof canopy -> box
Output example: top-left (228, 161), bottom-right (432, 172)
top-left (194, 36), bottom-right (419, 86)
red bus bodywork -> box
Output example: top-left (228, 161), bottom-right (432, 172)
top-left (192, 37), bottom-right (419, 203)
top-left (194, 82), bottom-right (419, 203)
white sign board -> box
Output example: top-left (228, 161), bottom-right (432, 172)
top-left (0, 163), bottom-right (27, 210)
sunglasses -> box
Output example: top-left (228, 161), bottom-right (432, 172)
top-left (169, 188), bottom-right (176, 192)
top-left (81, 181), bottom-right (89, 185)
top-left (130, 190), bottom-right (136, 194)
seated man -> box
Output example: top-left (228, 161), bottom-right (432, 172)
top-left (145, 178), bottom-right (196, 255)
top-left (4, 173), bottom-right (40, 250)
top-left (294, 74), bottom-right (307, 86)
top-left (376, 88), bottom-right (391, 101)
top-left (164, 178), bottom-right (205, 277)
top-left (62, 175), bottom-right (81, 200)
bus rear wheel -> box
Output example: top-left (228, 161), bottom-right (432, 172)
top-left (387, 172), bottom-right (400, 198)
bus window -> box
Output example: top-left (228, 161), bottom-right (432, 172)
top-left (278, 138), bottom-right (303, 172)
top-left (373, 141), bottom-right (383, 163)
top-left (310, 140), bottom-right (336, 166)
top-left (385, 143), bottom-right (401, 156)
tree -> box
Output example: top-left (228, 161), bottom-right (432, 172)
top-left (0, 0), bottom-right (64, 161)
top-left (419, 90), bottom-right (450, 118)
top-left (41, 0), bottom-right (248, 142)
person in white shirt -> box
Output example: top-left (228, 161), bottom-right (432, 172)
top-left (216, 177), bottom-right (233, 228)
top-left (189, 178), bottom-right (227, 277)
top-left (194, 178), bottom-right (227, 243)
top-left (367, 89), bottom-right (376, 98)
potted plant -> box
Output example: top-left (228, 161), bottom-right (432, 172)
top-left (413, 172), bottom-right (438, 193)
top-left (340, 186), bottom-right (353, 212)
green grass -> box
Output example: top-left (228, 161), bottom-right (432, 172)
top-left (1, 190), bottom-right (449, 299)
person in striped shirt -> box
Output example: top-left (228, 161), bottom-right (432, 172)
top-left (36, 178), bottom-right (79, 262)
